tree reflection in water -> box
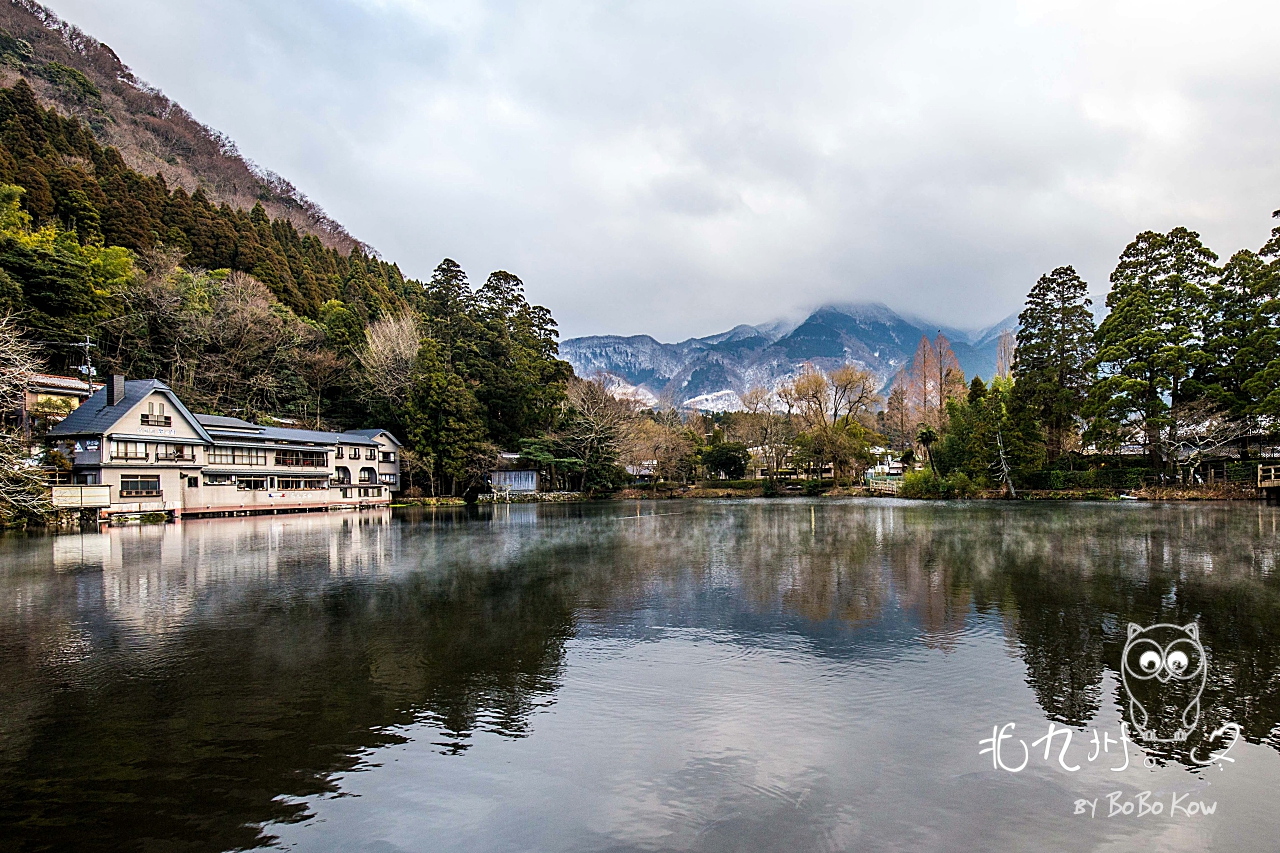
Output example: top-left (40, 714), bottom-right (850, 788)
top-left (0, 501), bottom-right (1276, 851)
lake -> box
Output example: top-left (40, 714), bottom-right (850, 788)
top-left (2, 500), bottom-right (1279, 852)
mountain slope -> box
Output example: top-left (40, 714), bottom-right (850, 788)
top-left (0, 0), bottom-right (358, 251)
top-left (561, 303), bottom-right (1018, 409)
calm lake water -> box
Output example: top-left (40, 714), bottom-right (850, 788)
top-left (3, 500), bottom-right (1280, 852)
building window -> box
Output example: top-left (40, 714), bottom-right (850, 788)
top-left (141, 401), bottom-right (172, 427)
top-left (379, 473), bottom-right (397, 486)
top-left (365, 448), bottom-right (376, 460)
top-left (208, 447), bottom-right (267, 465)
top-left (359, 467), bottom-right (375, 484)
top-left (156, 444), bottom-right (194, 461)
top-left (204, 473), bottom-right (234, 486)
top-left (380, 451), bottom-right (396, 463)
top-left (186, 477), bottom-right (199, 488)
top-left (119, 475), bottom-right (161, 497)
top-left (236, 477), bottom-right (268, 491)
top-left (358, 487), bottom-right (382, 498)
top-left (334, 466), bottom-right (351, 484)
top-left (278, 478), bottom-right (329, 490)
top-left (335, 446), bottom-right (344, 459)
top-left (275, 449), bottom-right (327, 467)
top-left (110, 440), bottom-right (146, 460)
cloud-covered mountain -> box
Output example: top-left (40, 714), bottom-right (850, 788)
top-left (561, 303), bottom-right (1018, 410)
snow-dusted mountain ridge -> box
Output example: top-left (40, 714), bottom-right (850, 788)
top-left (560, 303), bottom-right (1018, 411)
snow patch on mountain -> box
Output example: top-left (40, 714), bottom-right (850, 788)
top-left (682, 390), bottom-right (744, 412)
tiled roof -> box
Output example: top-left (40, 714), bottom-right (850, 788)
top-left (197, 420), bottom-right (381, 447)
top-left (260, 425), bottom-right (378, 446)
top-left (48, 380), bottom-right (214, 443)
top-left (344, 428), bottom-right (403, 446)
top-left (29, 373), bottom-right (102, 395)
top-left (194, 414), bottom-right (257, 430)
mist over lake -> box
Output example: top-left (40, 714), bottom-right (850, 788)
top-left (2, 501), bottom-right (1279, 852)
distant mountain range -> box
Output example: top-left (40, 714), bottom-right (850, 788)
top-left (561, 303), bottom-right (1019, 410)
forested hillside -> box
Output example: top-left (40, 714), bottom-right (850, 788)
top-left (0, 0), bottom-right (358, 250)
top-left (0, 77), bottom-right (573, 499)
top-left (0, 79), bottom-right (407, 330)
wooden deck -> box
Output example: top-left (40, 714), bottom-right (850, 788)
top-left (1260, 465), bottom-right (1280, 503)
top-left (867, 476), bottom-right (902, 495)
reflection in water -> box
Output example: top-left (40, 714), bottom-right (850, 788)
top-left (0, 501), bottom-right (1277, 852)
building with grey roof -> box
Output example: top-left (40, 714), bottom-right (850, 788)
top-left (48, 376), bottom-right (401, 519)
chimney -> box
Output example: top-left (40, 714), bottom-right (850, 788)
top-left (107, 375), bottom-right (125, 406)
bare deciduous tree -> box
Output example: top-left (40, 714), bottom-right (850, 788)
top-left (901, 334), bottom-right (965, 429)
top-left (548, 377), bottom-right (640, 490)
top-left (357, 313), bottom-right (421, 407)
top-left (297, 349), bottom-right (345, 429)
top-left (996, 328), bottom-right (1016, 380)
top-left (624, 417), bottom-right (694, 491)
top-left (1160, 401), bottom-right (1252, 481)
top-left (0, 314), bottom-right (51, 522)
top-left (195, 272), bottom-right (310, 418)
top-left (780, 364), bottom-right (881, 483)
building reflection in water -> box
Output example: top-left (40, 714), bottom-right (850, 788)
top-left (0, 501), bottom-right (1277, 852)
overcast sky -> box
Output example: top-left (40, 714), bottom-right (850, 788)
top-left (51, 0), bottom-right (1280, 341)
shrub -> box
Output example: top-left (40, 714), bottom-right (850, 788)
top-left (762, 479), bottom-right (780, 497)
top-left (802, 479), bottom-right (826, 496)
top-left (900, 470), bottom-right (977, 499)
top-left (900, 470), bottom-right (941, 498)
top-left (697, 479), bottom-right (760, 490)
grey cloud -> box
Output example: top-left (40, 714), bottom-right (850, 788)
top-left (50, 0), bottom-right (1280, 340)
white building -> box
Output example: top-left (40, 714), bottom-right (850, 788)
top-left (48, 376), bottom-right (401, 519)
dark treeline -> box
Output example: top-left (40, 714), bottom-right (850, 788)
top-left (0, 80), bottom-right (574, 497)
top-left (891, 214), bottom-right (1280, 494)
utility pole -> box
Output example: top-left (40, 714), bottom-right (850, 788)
top-left (79, 335), bottom-right (94, 396)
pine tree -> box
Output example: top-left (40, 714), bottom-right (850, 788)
top-left (1011, 266), bottom-right (1095, 461)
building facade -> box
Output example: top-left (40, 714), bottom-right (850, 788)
top-left (48, 376), bottom-right (401, 519)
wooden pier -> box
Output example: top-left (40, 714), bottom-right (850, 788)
top-left (1260, 465), bottom-right (1280, 504)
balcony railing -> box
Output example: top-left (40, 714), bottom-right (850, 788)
top-left (140, 414), bottom-right (172, 427)
top-left (156, 452), bottom-right (196, 462)
top-left (276, 458), bottom-right (327, 467)
top-left (119, 488), bottom-right (162, 498)
top-left (111, 454), bottom-right (148, 462)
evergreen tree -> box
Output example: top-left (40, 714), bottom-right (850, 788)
top-left (1198, 250), bottom-right (1268, 417)
top-left (1243, 212), bottom-right (1280, 418)
top-left (1011, 266), bottom-right (1095, 461)
top-left (1088, 229), bottom-right (1218, 463)
top-left (405, 338), bottom-right (492, 496)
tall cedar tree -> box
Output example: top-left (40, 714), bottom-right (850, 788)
top-left (1245, 213), bottom-right (1280, 416)
top-left (1012, 266), bottom-right (1095, 461)
top-left (1088, 228), bottom-right (1218, 462)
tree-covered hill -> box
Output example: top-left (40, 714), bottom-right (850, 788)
top-left (0, 74), bottom-right (574, 500)
top-left (0, 78), bottom-right (409, 329)
top-left (0, 0), bottom-right (358, 251)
